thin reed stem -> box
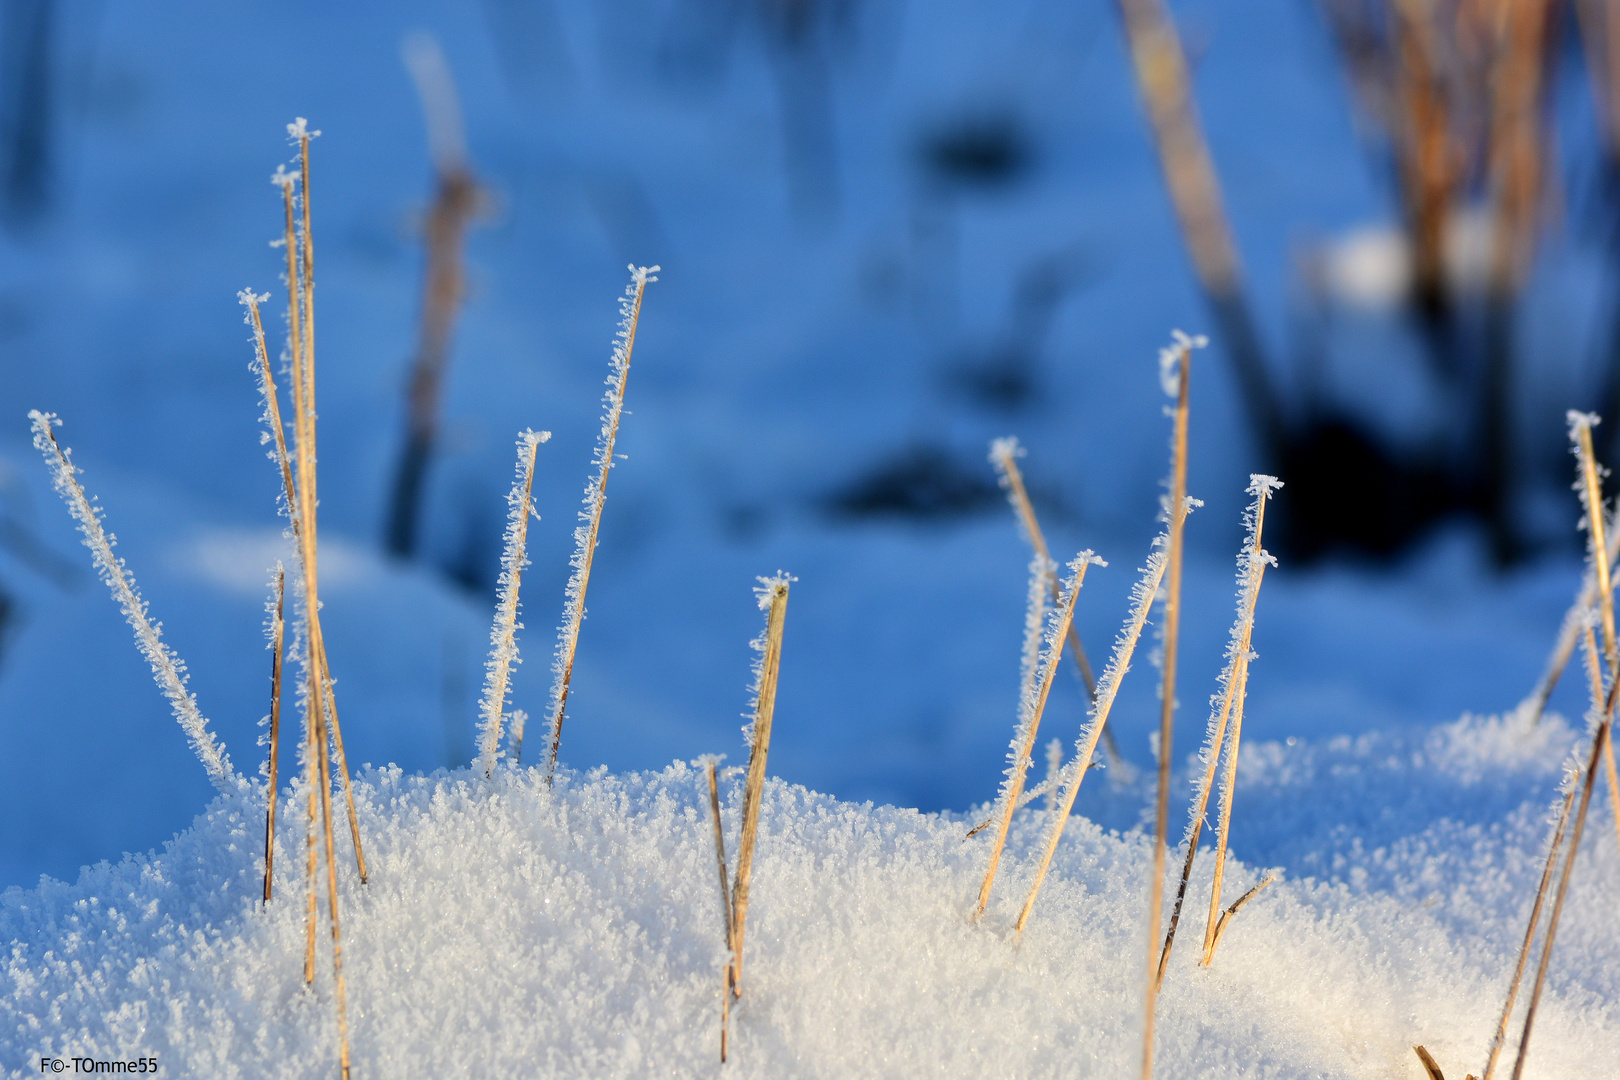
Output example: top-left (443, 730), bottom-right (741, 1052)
top-left (704, 759), bottom-right (735, 1063)
top-left (543, 265), bottom-right (659, 783)
top-left (276, 141), bottom-right (367, 883)
top-left (1509, 718), bottom-right (1609, 1080)
top-left (1202, 659), bottom-right (1254, 965)
top-left (1569, 413), bottom-right (1620, 859)
top-left (1143, 333), bottom-right (1197, 1080)
top-left (312, 660), bottom-right (353, 1080)
top-left (730, 574), bottom-right (791, 998)
top-left (976, 554), bottom-right (1097, 919)
top-left (1572, 415), bottom-right (1617, 664)
top-left (1480, 628), bottom-right (1590, 1080)
top-left (304, 672), bottom-right (318, 986)
top-left (264, 565), bottom-right (285, 903)
top-left (477, 430), bottom-right (551, 776)
top-left (1205, 874), bottom-right (1274, 956)
top-left (1017, 524), bottom-right (1181, 934)
top-left (990, 438), bottom-right (1122, 766)
top-left (1523, 515), bottom-right (1619, 724)
top-left (387, 41), bottom-right (486, 557)
top-left (1157, 474), bottom-right (1278, 988)
top-left (28, 413), bottom-right (235, 790)
top-left (966, 769), bottom-right (1087, 837)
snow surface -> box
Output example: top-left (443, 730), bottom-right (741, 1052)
top-left (1, 716), bottom-right (1615, 1078)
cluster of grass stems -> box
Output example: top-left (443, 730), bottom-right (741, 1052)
top-left (26, 115), bottom-right (1620, 1079)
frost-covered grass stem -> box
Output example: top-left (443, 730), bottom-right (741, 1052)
top-left (1157, 474), bottom-right (1278, 987)
top-left (731, 574), bottom-right (791, 998)
top-left (28, 412), bottom-right (235, 792)
top-left (1509, 713), bottom-right (1610, 1080)
top-left (1480, 629), bottom-right (1590, 1080)
top-left (1016, 524), bottom-right (1183, 934)
top-left (1568, 414), bottom-right (1620, 858)
top-left (1571, 414), bottom-right (1617, 664)
top-left (477, 429), bottom-right (551, 775)
top-left (1522, 506), bottom-right (1620, 724)
top-left (975, 552), bottom-right (1099, 919)
top-left (264, 564), bottom-right (286, 903)
top-left (274, 137), bottom-right (366, 885)
top-left (543, 265), bottom-right (659, 784)
top-left (702, 757), bottom-right (735, 1063)
top-left (989, 438), bottom-right (1124, 768)
top-left (1144, 331), bottom-right (1201, 1080)
top-left (310, 655), bottom-right (353, 1080)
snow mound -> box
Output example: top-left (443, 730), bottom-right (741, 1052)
top-left (3, 737), bottom-right (1617, 1078)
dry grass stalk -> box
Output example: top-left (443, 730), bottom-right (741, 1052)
top-left (274, 136), bottom-right (367, 884)
top-left (1520, 508), bottom-right (1620, 723)
top-left (386, 36), bottom-right (488, 557)
top-left (703, 758), bottom-right (735, 1063)
top-left (1113, 0), bottom-right (1282, 445)
top-left (247, 283), bottom-right (365, 883)
top-left (730, 574), bottom-right (791, 998)
top-left (264, 564), bottom-right (286, 903)
top-left (1200, 655), bottom-right (1258, 966)
top-left (1575, 0), bottom-right (1620, 152)
top-left (975, 553), bottom-right (1099, 920)
top-left (1571, 415), bottom-right (1616, 661)
top-left (1114, 0), bottom-right (1240, 300)
top-left (1141, 332), bottom-right (1199, 1080)
top-left (1484, 0), bottom-right (1555, 302)
top-left (303, 668), bottom-right (319, 986)
top-left (311, 661), bottom-right (353, 1079)
top-left (965, 768), bottom-right (1087, 838)
top-left (1569, 414), bottom-right (1620, 857)
top-left (989, 438), bottom-right (1123, 766)
top-left (476, 430), bottom-right (551, 777)
top-left (1016, 519), bottom-right (1183, 934)
top-left (1391, 1), bottom-right (1455, 314)
top-left (1413, 1044), bottom-right (1468, 1080)
top-left (1204, 873), bottom-right (1274, 957)
top-left (1508, 716), bottom-right (1610, 1080)
top-left (27, 413), bottom-right (235, 790)
top-left (542, 265), bottom-right (659, 780)
top-left (1479, 622), bottom-right (1590, 1080)
top-left (1156, 474), bottom-right (1280, 988)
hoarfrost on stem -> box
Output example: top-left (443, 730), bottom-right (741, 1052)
top-left (28, 410), bottom-right (237, 793)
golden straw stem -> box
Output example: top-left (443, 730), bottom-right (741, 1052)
top-left (1205, 874), bottom-right (1274, 956)
top-left (312, 663), bottom-right (352, 1080)
top-left (730, 578), bottom-right (789, 998)
top-left (544, 269), bottom-right (654, 782)
top-left (1575, 422), bottom-right (1616, 665)
top-left (990, 440), bottom-right (1122, 766)
top-left (706, 761), bottom-right (735, 1063)
top-left (279, 152), bottom-right (366, 883)
top-left (1509, 718), bottom-right (1610, 1080)
top-left (1481, 632), bottom-right (1591, 1080)
top-left (1142, 342), bottom-right (1192, 1080)
top-left (1572, 419), bottom-right (1620, 860)
top-left (1201, 656), bottom-right (1254, 966)
top-left (303, 673), bottom-right (318, 986)
top-left (1016, 550), bottom-right (1169, 935)
top-left (975, 559), bottom-right (1091, 919)
top-left (1157, 479), bottom-right (1273, 988)
top-left (264, 566), bottom-right (285, 903)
